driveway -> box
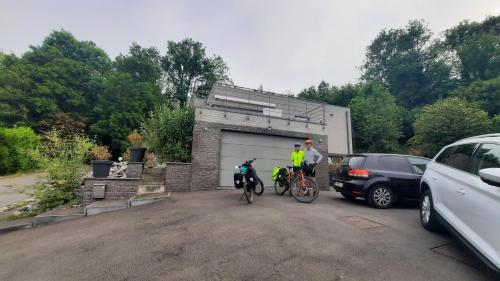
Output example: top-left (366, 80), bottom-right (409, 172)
top-left (0, 190), bottom-right (497, 281)
top-left (0, 172), bottom-right (43, 209)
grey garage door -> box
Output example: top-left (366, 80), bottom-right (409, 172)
top-left (219, 131), bottom-right (304, 188)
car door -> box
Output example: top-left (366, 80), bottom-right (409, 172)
top-left (431, 143), bottom-right (478, 224)
top-left (455, 143), bottom-right (500, 264)
top-left (377, 155), bottom-right (419, 200)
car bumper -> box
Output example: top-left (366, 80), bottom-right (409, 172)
top-left (331, 178), bottom-right (366, 196)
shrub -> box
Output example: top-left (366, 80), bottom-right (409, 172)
top-left (410, 97), bottom-right (492, 157)
top-left (127, 129), bottom-right (143, 146)
top-left (32, 130), bottom-right (95, 213)
top-left (141, 104), bottom-right (194, 162)
top-left (0, 126), bottom-right (40, 175)
top-left (92, 145), bottom-right (111, 160)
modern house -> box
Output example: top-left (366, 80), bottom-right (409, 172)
top-left (191, 84), bottom-right (353, 190)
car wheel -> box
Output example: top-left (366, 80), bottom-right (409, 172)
top-left (340, 191), bottom-right (357, 200)
top-left (368, 185), bottom-right (394, 208)
top-left (420, 189), bottom-right (444, 232)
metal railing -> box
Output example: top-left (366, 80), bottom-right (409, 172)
top-left (206, 83), bottom-right (327, 126)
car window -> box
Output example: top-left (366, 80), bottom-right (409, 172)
top-left (340, 156), bottom-right (366, 169)
top-left (407, 157), bottom-right (430, 174)
top-left (379, 156), bottom-right (412, 173)
top-left (443, 143), bottom-right (478, 173)
top-left (435, 146), bottom-right (455, 164)
top-left (473, 143), bottom-right (500, 175)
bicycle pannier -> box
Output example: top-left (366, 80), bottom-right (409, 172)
top-left (234, 173), bottom-right (244, 189)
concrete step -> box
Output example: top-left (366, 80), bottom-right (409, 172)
top-left (34, 207), bottom-right (85, 226)
top-left (137, 184), bottom-right (165, 195)
top-left (85, 199), bottom-right (129, 216)
top-left (129, 192), bottom-right (171, 207)
top-left (140, 180), bottom-right (164, 185)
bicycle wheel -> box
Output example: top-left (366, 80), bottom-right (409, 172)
top-left (290, 177), bottom-right (319, 203)
top-left (244, 184), bottom-right (254, 204)
top-left (255, 178), bottom-right (264, 195)
top-left (274, 179), bottom-right (287, 195)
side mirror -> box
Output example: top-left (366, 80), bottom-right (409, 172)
top-left (479, 168), bottom-right (500, 187)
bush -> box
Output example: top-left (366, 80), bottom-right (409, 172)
top-left (0, 126), bottom-right (40, 175)
top-left (410, 97), bottom-right (492, 157)
top-left (32, 130), bottom-right (95, 213)
top-left (141, 104), bottom-right (194, 162)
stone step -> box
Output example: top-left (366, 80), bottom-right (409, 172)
top-left (142, 167), bottom-right (166, 175)
top-left (137, 184), bottom-right (165, 195)
top-left (128, 192), bottom-right (171, 207)
top-left (85, 199), bottom-right (129, 216)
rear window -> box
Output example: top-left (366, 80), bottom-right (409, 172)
top-left (442, 143), bottom-right (478, 173)
top-left (435, 146), bottom-right (455, 163)
top-left (472, 143), bottom-right (500, 175)
top-left (340, 156), bottom-right (366, 169)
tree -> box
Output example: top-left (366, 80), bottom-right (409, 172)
top-left (444, 16), bottom-right (500, 82)
top-left (349, 82), bottom-right (403, 152)
top-left (410, 97), bottom-right (492, 157)
top-left (362, 20), bottom-right (455, 108)
top-left (161, 38), bottom-right (231, 107)
top-left (451, 76), bottom-right (500, 116)
top-left (0, 30), bottom-right (110, 130)
top-left (298, 82), bottom-right (359, 107)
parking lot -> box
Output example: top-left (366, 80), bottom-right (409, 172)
top-left (0, 190), bottom-right (498, 281)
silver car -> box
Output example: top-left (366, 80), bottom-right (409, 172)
top-left (420, 134), bottom-right (500, 272)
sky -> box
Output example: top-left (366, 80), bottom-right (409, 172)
top-left (1, 0), bottom-right (499, 94)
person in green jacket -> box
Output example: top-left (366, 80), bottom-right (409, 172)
top-left (291, 143), bottom-right (305, 172)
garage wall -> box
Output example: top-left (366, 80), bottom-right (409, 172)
top-left (219, 131), bottom-right (305, 187)
top-left (191, 119), bottom-right (329, 190)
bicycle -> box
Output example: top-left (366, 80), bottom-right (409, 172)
top-left (273, 164), bottom-right (319, 203)
top-left (234, 158), bottom-right (264, 204)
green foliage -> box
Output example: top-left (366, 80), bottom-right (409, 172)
top-left (298, 81), bottom-right (359, 107)
top-left (33, 130), bottom-right (95, 213)
top-left (362, 20), bottom-right (456, 108)
top-left (161, 38), bottom-right (231, 107)
top-left (141, 105), bottom-right (194, 162)
top-left (0, 127), bottom-right (40, 175)
top-left (492, 115), bottom-right (500, 132)
top-left (451, 77), bottom-right (500, 116)
top-left (410, 97), bottom-right (492, 157)
top-left (349, 83), bottom-right (403, 153)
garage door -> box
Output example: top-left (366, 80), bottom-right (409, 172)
top-left (219, 131), bottom-right (304, 188)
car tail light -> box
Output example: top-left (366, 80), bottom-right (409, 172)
top-left (348, 169), bottom-right (369, 178)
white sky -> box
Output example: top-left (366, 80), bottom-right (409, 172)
top-left (1, 0), bottom-right (499, 94)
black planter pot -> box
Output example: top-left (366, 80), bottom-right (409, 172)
top-left (91, 160), bottom-right (113, 178)
top-left (129, 147), bottom-right (147, 162)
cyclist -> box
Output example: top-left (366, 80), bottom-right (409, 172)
top-left (290, 143), bottom-right (305, 173)
top-left (303, 139), bottom-right (323, 177)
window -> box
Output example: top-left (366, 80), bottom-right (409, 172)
top-left (407, 157), bottom-right (430, 174)
top-left (435, 146), bottom-right (455, 164)
top-left (443, 143), bottom-right (478, 173)
top-left (340, 156), bottom-right (366, 169)
top-left (473, 143), bottom-right (500, 175)
top-left (379, 156), bottom-right (411, 173)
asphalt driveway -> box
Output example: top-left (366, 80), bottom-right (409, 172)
top-left (0, 190), bottom-right (497, 281)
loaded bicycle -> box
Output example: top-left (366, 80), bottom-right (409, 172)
top-left (233, 158), bottom-right (264, 204)
top-left (272, 164), bottom-right (319, 203)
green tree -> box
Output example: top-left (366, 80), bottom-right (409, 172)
top-left (161, 38), bottom-right (231, 107)
top-left (0, 30), bottom-right (110, 129)
top-left (349, 83), bottom-right (403, 152)
top-left (451, 76), bottom-right (500, 116)
top-left (298, 81), bottom-right (359, 107)
top-left (411, 97), bottom-right (492, 157)
top-left (362, 20), bottom-right (455, 108)
top-left (444, 16), bottom-right (499, 82)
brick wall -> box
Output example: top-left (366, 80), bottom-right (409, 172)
top-left (165, 163), bottom-right (192, 191)
top-left (81, 178), bottom-right (141, 206)
top-left (191, 120), bottom-right (329, 190)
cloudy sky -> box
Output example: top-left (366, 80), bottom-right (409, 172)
top-left (1, 0), bottom-right (499, 94)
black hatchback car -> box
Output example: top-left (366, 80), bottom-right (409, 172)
top-left (331, 154), bottom-right (431, 208)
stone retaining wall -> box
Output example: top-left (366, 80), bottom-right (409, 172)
top-left (81, 178), bottom-right (141, 206)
